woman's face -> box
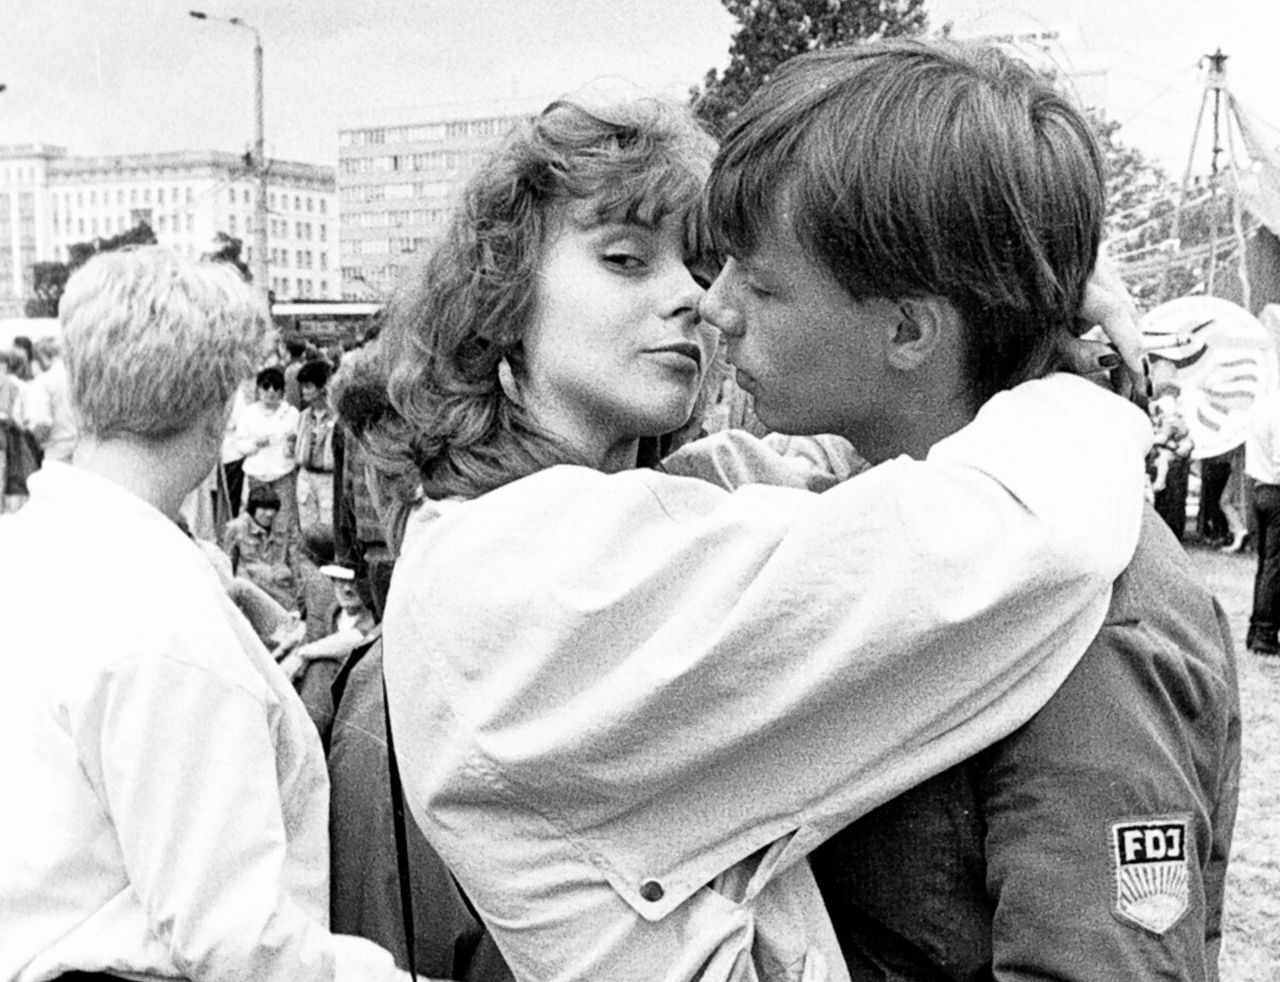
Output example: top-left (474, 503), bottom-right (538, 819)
top-left (518, 202), bottom-right (718, 471)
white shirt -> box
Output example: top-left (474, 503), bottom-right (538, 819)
top-left (0, 462), bottom-right (403, 982)
top-left (1245, 390), bottom-right (1280, 484)
top-left (24, 360), bottom-right (76, 462)
top-left (239, 400), bottom-right (301, 482)
top-left (383, 374), bottom-right (1152, 982)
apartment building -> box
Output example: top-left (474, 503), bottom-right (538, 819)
top-left (337, 106), bottom-right (534, 298)
top-left (0, 144), bottom-right (339, 315)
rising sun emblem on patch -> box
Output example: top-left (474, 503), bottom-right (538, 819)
top-left (1110, 816), bottom-right (1192, 935)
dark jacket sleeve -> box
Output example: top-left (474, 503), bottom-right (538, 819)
top-left (979, 518), bottom-right (1240, 982)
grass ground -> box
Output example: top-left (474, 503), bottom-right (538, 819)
top-left (1183, 543), bottom-right (1280, 981)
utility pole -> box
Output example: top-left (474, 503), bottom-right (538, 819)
top-left (189, 11), bottom-right (270, 308)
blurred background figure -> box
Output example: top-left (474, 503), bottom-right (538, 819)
top-left (238, 366), bottom-right (301, 539)
top-left (294, 359), bottom-right (338, 532)
top-left (24, 336), bottom-right (76, 464)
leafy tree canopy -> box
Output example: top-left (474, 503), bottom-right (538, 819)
top-left (207, 231), bottom-right (252, 282)
top-left (694, 0), bottom-right (928, 133)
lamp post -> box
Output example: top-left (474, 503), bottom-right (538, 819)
top-left (189, 10), bottom-right (270, 307)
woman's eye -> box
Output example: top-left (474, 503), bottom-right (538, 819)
top-left (603, 252), bottom-right (645, 270)
top-left (746, 280), bottom-right (772, 299)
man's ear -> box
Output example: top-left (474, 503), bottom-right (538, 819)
top-left (887, 296), bottom-right (958, 371)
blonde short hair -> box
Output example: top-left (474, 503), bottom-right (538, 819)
top-left (60, 246), bottom-right (269, 440)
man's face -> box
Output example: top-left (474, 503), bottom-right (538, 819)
top-left (700, 217), bottom-right (901, 454)
top-left (300, 382), bottom-right (322, 409)
top-left (258, 384), bottom-right (283, 410)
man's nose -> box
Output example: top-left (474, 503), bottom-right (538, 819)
top-left (700, 264), bottom-right (745, 339)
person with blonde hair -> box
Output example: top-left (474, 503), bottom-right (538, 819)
top-left (0, 246), bottom-right (406, 982)
top-left (341, 71), bottom-right (1157, 982)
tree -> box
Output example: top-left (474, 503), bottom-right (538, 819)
top-left (693, 0), bottom-right (928, 134)
top-left (23, 221), bottom-right (158, 319)
top-left (1093, 112), bottom-right (1243, 308)
top-left (66, 220), bottom-right (158, 271)
top-left (24, 262), bottom-right (70, 318)
top-left (206, 231), bottom-right (252, 282)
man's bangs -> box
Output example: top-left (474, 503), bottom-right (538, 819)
top-left (705, 146), bottom-right (784, 263)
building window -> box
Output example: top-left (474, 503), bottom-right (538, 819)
top-left (321, 278), bottom-right (328, 295)
top-left (269, 192), bottom-right (276, 208)
top-left (319, 224), bottom-right (327, 242)
top-left (294, 195), bottom-right (301, 210)
top-left (157, 215), bottom-right (166, 232)
top-left (320, 199), bottom-right (327, 215)
top-left (117, 189), bottom-right (125, 205)
top-left (229, 215), bottom-right (237, 235)
top-left (243, 189), bottom-right (250, 204)
top-left (158, 188), bottom-right (165, 205)
top-left (296, 221), bottom-right (304, 239)
top-left (296, 249), bottom-right (304, 266)
top-left (90, 190), bottom-right (97, 205)
top-left (320, 253), bottom-right (327, 270)
top-left (186, 213), bottom-right (194, 233)
top-left (296, 277), bottom-right (304, 295)
top-left (144, 189), bottom-right (151, 204)
top-left (187, 187), bottom-right (194, 203)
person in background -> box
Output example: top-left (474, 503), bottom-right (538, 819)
top-left (279, 563), bottom-right (377, 734)
top-left (325, 352), bottom-right (513, 981)
top-left (25, 336), bottom-right (77, 463)
top-left (1245, 386), bottom-right (1280, 655)
top-left (295, 359), bottom-right (339, 532)
top-left (0, 350), bottom-right (29, 512)
top-left (332, 344), bottom-right (395, 616)
top-left (0, 245), bottom-right (407, 982)
top-left (12, 335), bottom-right (36, 380)
top-left (217, 378), bottom-right (254, 523)
top-left (222, 483), bottom-right (298, 611)
top-left (282, 335), bottom-right (308, 410)
top-left (1148, 381), bottom-right (1193, 497)
top-left (239, 366), bottom-right (301, 539)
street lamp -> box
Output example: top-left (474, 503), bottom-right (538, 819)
top-left (189, 10), bottom-right (269, 307)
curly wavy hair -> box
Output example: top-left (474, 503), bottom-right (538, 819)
top-left (350, 93), bottom-right (718, 546)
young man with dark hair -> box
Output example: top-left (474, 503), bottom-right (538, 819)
top-left (294, 358), bottom-right (338, 532)
top-left (699, 39), bottom-right (1239, 981)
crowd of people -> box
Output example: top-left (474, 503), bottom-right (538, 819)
top-left (0, 37), bottom-right (1246, 982)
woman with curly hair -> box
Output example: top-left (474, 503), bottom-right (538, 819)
top-left (341, 82), bottom-right (1150, 982)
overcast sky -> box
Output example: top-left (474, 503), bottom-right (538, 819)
top-left (2, 0), bottom-right (1277, 176)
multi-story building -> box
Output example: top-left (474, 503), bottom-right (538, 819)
top-left (0, 145), bottom-right (339, 316)
top-left (337, 105), bottom-right (535, 299)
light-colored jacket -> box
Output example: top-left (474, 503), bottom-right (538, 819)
top-left (383, 374), bottom-right (1153, 982)
top-left (0, 462), bottom-right (404, 982)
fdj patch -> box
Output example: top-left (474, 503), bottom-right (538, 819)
top-left (1110, 817), bottom-right (1192, 935)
